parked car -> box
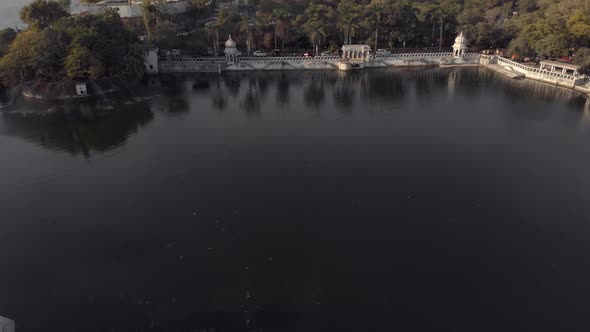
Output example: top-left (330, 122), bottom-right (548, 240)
top-left (376, 49), bottom-right (391, 56)
top-left (271, 49), bottom-right (281, 57)
top-left (253, 50), bottom-right (267, 57)
top-left (165, 49), bottom-right (181, 57)
top-left (320, 51), bottom-right (331, 56)
top-left (303, 52), bottom-right (312, 57)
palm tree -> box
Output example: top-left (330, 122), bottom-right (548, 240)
top-left (206, 20), bottom-right (222, 56)
top-left (425, 1), bottom-right (459, 51)
top-left (239, 15), bottom-right (254, 56)
top-left (207, 8), bottom-right (230, 56)
top-left (305, 22), bottom-right (326, 56)
top-left (367, 0), bottom-right (387, 51)
top-left (272, 8), bottom-right (290, 50)
top-left (337, 0), bottom-right (362, 45)
top-left (301, 2), bottom-right (334, 56)
top-left (424, 1), bottom-right (439, 46)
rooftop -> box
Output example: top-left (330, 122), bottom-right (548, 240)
top-left (540, 60), bottom-right (580, 70)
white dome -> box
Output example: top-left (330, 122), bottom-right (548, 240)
top-left (454, 31), bottom-right (467, 45)
top-left (225, 35), bottom-right (237, 48)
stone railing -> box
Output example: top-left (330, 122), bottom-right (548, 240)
top-left (159, 56), bottom-right (226, 63)
top-left (496, 56), bottom-right (577, 81)
top-left (375, 52), bottom-right (453, 59)
top-left (463, 53), bottom-right (481, 59)
top-left (239, 55), bottom-right (341, 63)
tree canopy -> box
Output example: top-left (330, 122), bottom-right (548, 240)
top-left (0, 28), bottom-right (17, 57)
top-left (19, 0), bottom-right (69, 29)
top-left (189, 0), bottom-right (590, 59)
top-left (1, 4), bottom-right (144, 84)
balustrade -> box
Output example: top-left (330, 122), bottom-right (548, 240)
top-left (495, 56), bottom-right (576, 81)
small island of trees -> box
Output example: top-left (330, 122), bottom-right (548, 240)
top-left (0, 0), bottom-right (145, 88)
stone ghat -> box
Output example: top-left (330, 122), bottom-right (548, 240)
top-left (481, 55), bottom-right (589, 94)
top-left (155, 53), bottom-right (590, 96)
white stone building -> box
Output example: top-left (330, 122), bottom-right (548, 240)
top-left (452, 31), bottom-right (468, 59)
top-left (144, 48), bottom-right (159, 74)
top-left (224, 35), bottom-right (239, 64)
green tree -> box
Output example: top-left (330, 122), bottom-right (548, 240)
top-left (516, 0), bottom-right (538, 14)
top-left (385, 2), bottom-right (418, 49)
top-left (337, 0), bottom-right (362, 45)
top-left (0, 28), bottom-right (17, 57)
top-left (56, 0), bottom-right (72, 10)
top-left (567, 10), bottom-right (590, 46)
top-left (506, 35), bottom-right (532, 57)
top-left (367, 0), bottom-right (387, 51)
top-left (301, 2), bottom-right (334, 55)
top-left (206, 10), bottom-right (231, 56)
top-left (2, 9), bottom-right (143, 83)
top-left (0, 29), bottom-right (42, 81)
top-left (272, 8), bottom-right (290, 49)
top-left (573, 47), bottom-right (590, 74)
top-left (534, 34), bottom-right (569, 57)
top-left (19, 0), bottom-right (69, 29)
top-left (64, 45), bottom-right (105, 79)
top-left (304, 21), bottom-right (326, 56)
top-left (0, 28), bottom-right (65, 81)
top-left (239, 15), bottom-right (255, 55)
top-left (426, 0), bottom-right (461, 51)
top-left (523, 19), bottom-right (569, 57)
top-left (122, 43), bottom-right (146, 79)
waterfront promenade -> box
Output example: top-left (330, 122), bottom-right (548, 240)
top-left (145, 33), bottom-right (590, 96)
top-left (152, 52), bottom-right (590, 96)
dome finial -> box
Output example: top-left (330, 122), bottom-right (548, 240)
top-left (225, 34), bottom-right (237, 49)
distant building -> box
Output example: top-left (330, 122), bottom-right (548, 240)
top-left (215, 0), bottom-right (249, 12)
top-left (73, 0), bottom-right (190, 18)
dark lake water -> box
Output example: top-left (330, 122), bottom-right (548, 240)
top-left (1, 67), bottom-right (590, 332)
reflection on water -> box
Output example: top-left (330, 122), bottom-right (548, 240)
top-left (1, 102), bottom-right (153, 158)
top-left (2, 68), bottom-right (589, 157)
top-left (1, 68), bottom-right (590, 332)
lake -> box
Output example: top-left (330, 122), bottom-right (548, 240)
top-left (1, 67), bottom-right (590, 331)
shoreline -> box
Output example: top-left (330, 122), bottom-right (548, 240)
top-left (152, 52), bottom-right (590, 98)
top-left (4, 55), bottom-right (588, 102)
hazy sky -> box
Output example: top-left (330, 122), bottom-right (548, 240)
top-left (0, 0), bottom-right (27, 29)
